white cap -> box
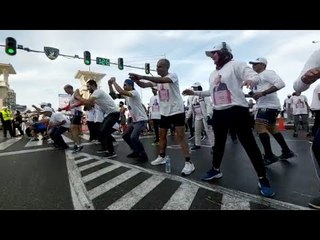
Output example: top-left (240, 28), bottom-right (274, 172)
top-left (42, 106), bottom-right (52, 113)
top-left (205, 42), bottom-right (232, 57)
top-left (40, 102), bottom-right (48, 106)
top-left (249, 57), bottom-right (268, 65)
top-left (192, 82), bottom-right (201, 87)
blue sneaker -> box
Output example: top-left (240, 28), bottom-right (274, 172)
top-left (201, 168), bottom-right (223, 181)
top-left (258, 178), bottom-right (275, 197)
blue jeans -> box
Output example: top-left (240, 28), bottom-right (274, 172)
top-left (122, 121), bottom-right (147, 153)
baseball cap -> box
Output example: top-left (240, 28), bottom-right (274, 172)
top-left (124, 79), bottom-right (134, 89)
top-left (192, 82), bottom-right (201, 87)
top-left (249, 57), bottom-right (268, 65)
top-left (205, 42), bottom-right (232, 57)
top-left (40, 102), bottom-right (48, 107)
top-left (42, 106), bottom-right (52, 113)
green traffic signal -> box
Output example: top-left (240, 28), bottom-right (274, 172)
top-left (5, 37), bottom-right (17, 56)
top-left (84, 51), bottom-right (91, 65)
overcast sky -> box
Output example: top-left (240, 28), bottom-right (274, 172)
top-left (0, 30), bottom-right (319, 110)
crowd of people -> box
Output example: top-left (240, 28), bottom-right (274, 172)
top-left (1, 41), bottom-right (320, 209)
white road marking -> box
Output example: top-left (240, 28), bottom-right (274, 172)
top-left (80, 134), bottom-right (90, 141)
top-left (74, 157), bottom-right (96, 164)
top-left (82, 164), bottom-right (121, 183)
top-left (221, 194), bottom-right (251, 210)
top-left (0, 147), bottom-right (54, 157)
top-left (78, 159), bottom-right (108, 172)
top-left (88, 168), bottom-right (141, 200)
top-left (162, 183), bottom-right (199, 210)
top-left (25, 139), bottom-right (43, 147)
top-left (65, 151), bottom-right (94, 210)
top-left (0, 137), bottom-right (22, 150)
top-left (107, 175), bottom-right (165, 210)
top-left (62, 135), bottom-right (74, 143)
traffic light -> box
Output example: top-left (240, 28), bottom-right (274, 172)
top-left (5, 37), bottom-right (17, 56)
top-left (84, 51), bottom-right (91, 65)
top-left (145, 63), bottom-right (150, 74)
top-left (118, 58), bottom-right (124, 70)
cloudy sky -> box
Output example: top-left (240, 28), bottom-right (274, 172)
top-left (0, 30), bottom-right (319, 110)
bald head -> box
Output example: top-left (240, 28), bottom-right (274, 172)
top-left (156, 59), bottom-right (170, 77)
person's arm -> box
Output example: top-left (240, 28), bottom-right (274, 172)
top-left (74, 89), bottom-right (96, 106)
top-left (108, 78), bottom-right (122, 99)
top-left (253, 86), bottom-right (279, 100)
top-left (110, 78), bottom-right (133, 97)
top-left (132, 79), bottom-right (154, 89)
top-left (32, 105), bottom-right (43, 112)
top-left (129, 73), bottom-right (172, 84)
top-left (294, 50), bottom-right (320, 92)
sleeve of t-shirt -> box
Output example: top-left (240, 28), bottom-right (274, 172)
top-left (265, 70), bottom-right (285, 90)
top-left (294, 49), bottom-right (320, 92)
top-left (167, 73), bottom-right (178, 83)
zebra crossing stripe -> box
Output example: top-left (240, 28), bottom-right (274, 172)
top-left (82, 164), bottom-right (121, 183)
top-left (25, 139), bottom-right (43, 147)
top-left (80, 134), bottom-right (90, 141)
top-left (74, 157), bottom-right (96, 164)
top-left (0, 137), bottom-right (22, 150)
top-left (88, 168), bottom-right (141, 200)
top-left (220, 194), bottom-right (250, 210)
top-left (78, 159), bottom-right (108, 172)
top-left (62, 135), bottom-right (74, 143)
top-left (106, 175), bottom-right (165, 210)
top-left (162, 183), bottom-right (199, 210)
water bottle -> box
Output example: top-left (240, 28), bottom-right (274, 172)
top-left (165, 156), bottom-right (171, 173)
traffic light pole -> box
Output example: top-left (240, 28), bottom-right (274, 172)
top-left (0, 44), bottom-right (156, 73)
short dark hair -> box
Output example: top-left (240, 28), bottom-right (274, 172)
top-left (87, 79), bottom-right (97, 87)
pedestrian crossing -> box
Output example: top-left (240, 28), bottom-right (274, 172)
top-left (0, 133), bottom-right (154, 152)
top-left (65, 151), bottom-right (308, 210)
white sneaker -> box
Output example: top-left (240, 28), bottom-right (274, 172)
top-left (151, 155), bottom-right (167, 165)
top-left (181, 162), bottom-right (195, 175)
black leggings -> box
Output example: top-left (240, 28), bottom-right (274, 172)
top-left (212, 106), bottom-right (266, 178)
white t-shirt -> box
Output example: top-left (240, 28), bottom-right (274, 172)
top-left (310, 83), bottom-right (320, 110)
top-left (196, 61), bottom-right (260, 110)
top-left (294, 49), bottom-right (320, 92)
top-left (149, 95), bottom-right (161, 120)
top-left (86, 108), bottom-right (95, 122)
top-left (154, 73), bottom-right (185, 116)
top-left (91, 89), bottom-right (119, 116)
top-left (289, 95), bottom-right (309, 115)
top-left (69, 92), bottom-right (83, 115)
top-left (50, 112), bottom-right (70, 128)
top-left (125, 89), bottom-right (148, 122)
top-left (94, 104), bottom-right (104, 123)
top-left (254, 69), bottom-right (285, 110)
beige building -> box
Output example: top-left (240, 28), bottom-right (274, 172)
top-left (0, 63), bottom-right (16, 109)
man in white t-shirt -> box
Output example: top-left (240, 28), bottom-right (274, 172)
top-left (129, 59), bottom-right (195, 176)
top-left (283, 94), bottom-right (293, 123)
top-left (310, 83), bottom-right (320, 138)
top-left (108, 77), bottom-right (149, 162)
top-left (59, 84), bottom-right (84, 154)
top-left (293, 48), bottom-right (320, 209)
top-left (42, 106), bottom-right (70, 150)
top-left (182, 42), bottom-right (274, 197)
top-left (248, 57), bottom-right (295, 166)
top-left (288, 92), bottom-right (311, 137)
top-left (75, 79), bottom-right (120, 158)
